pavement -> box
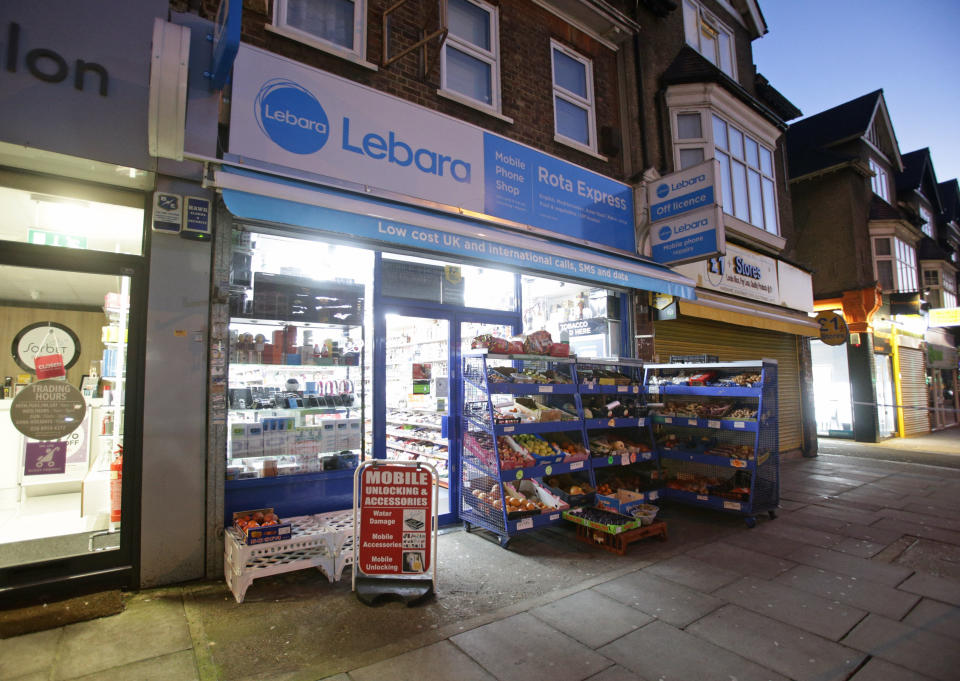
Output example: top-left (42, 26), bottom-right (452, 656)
top-left (3, 428), bottom-right (960, 681)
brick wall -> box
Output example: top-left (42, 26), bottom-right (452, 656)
top-left (194, 0), bottom-right (628, 180)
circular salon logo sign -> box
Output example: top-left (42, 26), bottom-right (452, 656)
top-left (255, 79), bottom-right (330, 155)
top-left (656, 184), bottom-right (669, 199)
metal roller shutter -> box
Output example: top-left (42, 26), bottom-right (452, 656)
top-left (898, 347), bottom-right (929, 435)
top-left (654, 318), bottom-right (804, 452)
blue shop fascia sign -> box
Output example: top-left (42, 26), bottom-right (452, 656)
top-left (228, 45), bottom-right (636, 254)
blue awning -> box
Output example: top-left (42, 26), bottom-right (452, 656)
top-left (213, 166), bottom-right (696, 300)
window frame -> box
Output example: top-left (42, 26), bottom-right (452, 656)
top-left (872, 235), bottom-right (918, 293)
top-left (922, 265), bottom-right (958, 308)
top-left (682, 0), bottom-right (736, 78)
top-left (919, 204), bottom-right (935, 238)
top-left (440, 0), bottom-right (503, 116)
top-left (670, 108), bottom-right (780, 236)
top-left (549, 39), bottom-right (598, 155)
top-left (270, 0), bottom-right (371, 67)
top-left (869, 158), bottom-right (891, 203)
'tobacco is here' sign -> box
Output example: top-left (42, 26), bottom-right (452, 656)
top-left (358, 465), bottom-right (432, 575)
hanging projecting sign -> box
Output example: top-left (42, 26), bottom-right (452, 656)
top-left (228, 45), bottom-right (635, 253)
top-left (676, 242), bottom-right (779, 305)
top-left (12, 322), bottom-right (81, 374)
top-left (10, 379), bottom-right (86, 440)
top-left (816, 311), bottom-right (849, 346)
top-left (647, 160), bottom-right (725, 266)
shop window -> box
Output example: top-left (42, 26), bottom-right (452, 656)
top-left (271, 0), bottom-right (367, 64)
top-left (0, 185), bottom-right (143, 255)
top-left (520, 275), bottom-right (621, 358)
top-left (380, 253), bottom-right (517, 311)
top-left (226, 232), bottom-right (374, 480)
top-left (550, 40), bottom-right (597, 153)
top-left (869, 158), bottom-right (890, 203)
top-left (919, 204), bottom-right (934, 238)
top-left (682, 0), bottom-right (735, 78)
top-left (441, 0), bottom-right (501, 114)
top-left (1, 265), bottom-right (133, 563)
top-left (873, 236), bottom-right (917, 292)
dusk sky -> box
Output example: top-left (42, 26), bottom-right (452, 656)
top-left (753, 0), bottom-right (960, 190)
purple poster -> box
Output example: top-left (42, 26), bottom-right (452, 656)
top-left (24, 441), bottom-right (67, 475)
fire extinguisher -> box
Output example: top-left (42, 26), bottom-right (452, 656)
top-left (110, 445), bottom-right (123, 523)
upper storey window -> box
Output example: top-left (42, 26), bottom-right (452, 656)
top-left (869, 158), bottom-right (891, 203)
top-left (551, 40), bottom-right (597, 154)
top-left (682, 0), bottom-right (735, 78)
top-left (441, 0), bottom-right (502, 115)
top-left (272, 0), bottom-right (368, 64)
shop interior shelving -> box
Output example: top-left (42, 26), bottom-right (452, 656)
top-left (385, 408), bottom-right (449, 487)
top-left (459, 351), bottom-right (661, 546)
top-left (226, 316), bottom-right (366, 485)
top-left (644, 360), bottom-right (779, 527)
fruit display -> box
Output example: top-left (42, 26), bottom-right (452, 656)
top-left (588, 433), bottom-right (652, 456)
top-left (542, 432), bottom-right (589, 461)
top-left (486, 367), bottom-right (573, 384)
top-left (463, 432), bottom-right (535, 469)
top-left (544, 473), bottom-right (595, 503)
top-left (579, 368), bottom-right (635, 386)
top-left (232, 508), bottom-right (292, 544)
top-left (466, 480), bottom-right (565, 518)
top-left (703, 443), bottom-right (754, 460)
top-left (513, 433), bottom-right (556, 459)
top-left (727, 407), bottom-right (758, 420)
top-left (470, 330), bottom-right (566, 357)
top-left (594, 466), bottom-right (661, 494)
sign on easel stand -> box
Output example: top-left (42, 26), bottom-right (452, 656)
top-left (353, 460), bottom-right (437, 605)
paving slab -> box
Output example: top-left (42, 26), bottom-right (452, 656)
top-left (898, 572), bottom-right (960, 606)
top-left (450, 613), bottom-right (611, 681)
top-left (774, 564), bottom-right (920, 620)
top-left (775, 498), bottom-right (808, 511)
top-left (642, 554), bottom-right (741, 593)
top-left (528, 590), bottom-right (653, 649)
top-left (61, 649), bottom-right (199, 681)
top-left (713, 575), bottom-right (866, 641)
top-left (871, 518), bottom-right (960, 546)
top-left (830, 536), bottom-right (886, 558)
top-left (848, 657), bottom-right (937, 681)
top-left (756, 519), bottom-right (845, 548)
top-left (831, 522), bottom-right (905, 546)
top-left (902, 598), bottom-right (960, 640)
top-left (725, 529), bottom-right (807, 558)
top-left (894, 538), bottom-right (960, 580)
top-left (686, 604), bottom-right (864, 681)
top-left (598, 620), bottom-right (788, 681)
top-left (583, 665), bottom-right (642, 681)
top-left (0, 627), bottom-right (59, 679)
top-left (347, 641), bottom-right (496, 681)
top-left (794, 503), bottom-right (883, 527)
top-left (784, 545), bottom-right (914, 587)
top-left (684, 541), bottom-right (795, 579)
top-left (52, 595), bottom-right (192, 680)
top-left (878, 508), bottom-right (960, 533)
top-left (842, 613), bottom-right (960, 681)
top-left (591, 569), bottom-right (724, 628)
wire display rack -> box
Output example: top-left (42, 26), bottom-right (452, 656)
top-left (645, 360), bottom-right (779, 527)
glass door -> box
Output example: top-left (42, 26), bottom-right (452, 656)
top-left (385, 315), bottom-right (452, 516)
top-left (875, 354), bottom-right (897, 437)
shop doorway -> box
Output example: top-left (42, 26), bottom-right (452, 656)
top-left (380, 310), bottom-right (515, 525)
top-left (875, 354), bottom-right (897, 437)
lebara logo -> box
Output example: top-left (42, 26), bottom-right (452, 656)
top-left (255, 79), bottom-right (330, 155)
top-left (658, 225), bottom-right (672, 241)
top-left (656, 184), bottom-right (669, 199)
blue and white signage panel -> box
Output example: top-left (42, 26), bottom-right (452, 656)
top-left (482, 134), bottom-right (634, 251)
top-left (229, 45), bottom-right (634, 253)
top-left (221, 186), bottom-right (693, 299)
top-left (650, 205), bottom-right (725, 266)
top-left (647, 159), bottom-right (719, 222)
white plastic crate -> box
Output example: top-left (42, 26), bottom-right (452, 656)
top-left (224, 511), bottom-right (355, 603)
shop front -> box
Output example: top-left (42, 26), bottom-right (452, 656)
top-left (0, 0), bottom-right (168, 604)
top-left (663, 243), bottom-right (819, 454)
top-left (205, 44), bottom-right (695, 535)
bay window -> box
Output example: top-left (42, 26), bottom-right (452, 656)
top-left (673, 110), bottom-right (779, 235)
top-left (873, 236), bottom-right (917, 292)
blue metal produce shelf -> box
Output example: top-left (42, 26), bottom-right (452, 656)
top-left (584, 417), bottom-right (648, 429)
top-left (651, 415), bottom-right (758, 432)
top-left (646, 385), bottom-right (761, 398)
top-left (658, 448), bottom-right (757, 469)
